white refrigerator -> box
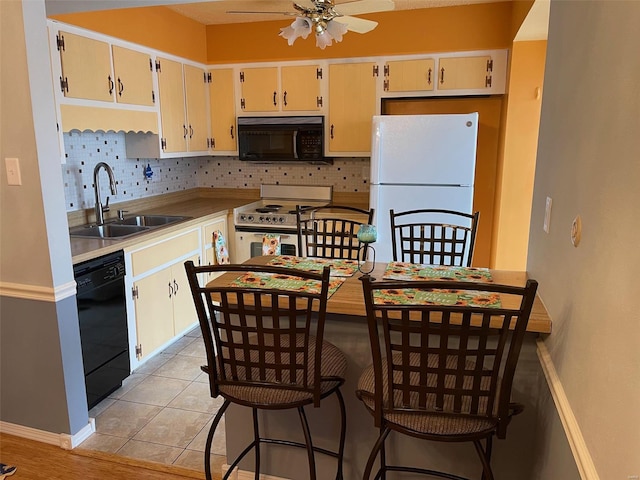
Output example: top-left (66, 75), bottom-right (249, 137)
top-left (369, 113), bottom-right (479, 263)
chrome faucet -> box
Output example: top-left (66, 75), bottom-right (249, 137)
top-left (93, 162), bottom-right (117, 225)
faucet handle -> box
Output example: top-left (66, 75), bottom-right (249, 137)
top-left (103, 196), bottom-right (110, 212)
top-left (117, 209), bottom-right (128, 220)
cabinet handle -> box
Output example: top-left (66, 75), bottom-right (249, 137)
top-left (108, 75), bottom-right (114, 95)
top-left (173, 280), bottom-right (179, 295)
top-left (183, 125), bottom-right (188, 139)
top-left (230, 125), bottom-right (234, 139)
top-left (440, 67), bottom-right (445, 84)
top-left (428, 68), bottom-right (432, 85)
top-left (189, 125), bottom-right (194, 138)
top-left (273, 91), bottom-right (277, 106)
top-left (283, 91), bottom-right (288, 106)
top-left (117, 77), bottom-right (124, 96)
top-left (330, 124), bottom-right (334, 139)
top-left (168, 281), bottom-right (174, 298)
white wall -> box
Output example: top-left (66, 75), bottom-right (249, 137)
top-left (528, 1), bottom-right (640, 478)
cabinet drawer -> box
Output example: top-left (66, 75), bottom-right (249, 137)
top-left (130, 230), bottom-right (199, 276)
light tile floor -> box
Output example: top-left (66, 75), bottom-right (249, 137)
top-left (79, 326), bottom-right (226, 474)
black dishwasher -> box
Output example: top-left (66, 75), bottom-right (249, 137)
top-left (73, 250), bottom-right (130, 410)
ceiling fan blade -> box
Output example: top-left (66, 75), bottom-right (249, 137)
top-left (226, 10), bottom-right (297, 16)
top-left (334, 0), bottom-right (395, 16)
top-left (333, 16), bottom-right (378, 34)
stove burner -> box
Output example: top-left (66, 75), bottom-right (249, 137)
top-left (256, 207), bottom-right (279, 213)
top-left (264, 204), bottom-right (282, 209)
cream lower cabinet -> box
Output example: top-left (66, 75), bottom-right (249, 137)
top-left (126, 227), bottom-right (201, 364)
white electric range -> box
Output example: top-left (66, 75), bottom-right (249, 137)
top-left (232, 184), bottom-right (332, 263)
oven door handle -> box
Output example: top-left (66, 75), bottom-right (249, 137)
top-left (245, 233), bottom-right (295, 240)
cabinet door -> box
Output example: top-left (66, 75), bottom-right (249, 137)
top-left (328, 62), bottom-right (377, 154)
top-left (385, 59), bottom-right (435, 92)
top-left (184, 64), bottom-right (209, 152)
top-left (438, 56), bottom-right (492, 91)
top-left (58, 31), bottom-right (113, 102)
top-left (172, 254), bottom-right (200, 335)
top-left (209, 68), bottom-right (237, 152)
top-left (133, 266), bottom-right (175, 360)
top-left (112, 45), bottom-right (154, 106)
top-left (240, 67), bottom-right (278, 112)
top-left (281, 65), bottom-right (321, 111)
top-left (157, 57), bottom-right (187, 153)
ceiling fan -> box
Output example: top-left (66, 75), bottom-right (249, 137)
top-left (227, 0), bottom-right (395, 49)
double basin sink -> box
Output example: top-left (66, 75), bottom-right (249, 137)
top-left (69, 214), bottom-right (193, 240)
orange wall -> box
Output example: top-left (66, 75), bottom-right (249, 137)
top-left (206, 2), bottom-right (514, 63)
top-left (50, 6), bottom-right (207, 63)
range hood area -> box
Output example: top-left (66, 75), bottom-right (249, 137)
top-left (60, 105), bottom-right (158, 134)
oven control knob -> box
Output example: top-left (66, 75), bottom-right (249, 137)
top-left (239, 214), bottom-right (247, 222)
top-left (265, 217), bottom-right (272, 223)
top-left (247, 215), bottom-right (254, 222)
top-left (278, 217), bottom-right (285, 223)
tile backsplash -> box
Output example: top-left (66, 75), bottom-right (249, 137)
top-left (61, 131), bottom-right (370, 212)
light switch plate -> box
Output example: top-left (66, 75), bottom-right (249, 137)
top-left (5, 157), bottom-right (22, 186)
top-left (543, 197), bottom-right (552, 233)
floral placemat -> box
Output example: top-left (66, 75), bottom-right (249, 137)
top-left (373, 287), bottom-right (501, 308)
top-left (267, 255), bottom-right (359, 277)
top-left (231, 272), bottom-right (346, 298)
top-left (383, 262), bottom-right (493, 283)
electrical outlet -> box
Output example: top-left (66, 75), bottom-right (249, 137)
top-left (627, 475), bottom-right (638, 480)
top-left (543, 197), bottom-right (552, 233)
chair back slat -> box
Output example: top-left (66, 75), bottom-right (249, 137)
top-left (184, 262), bottom-right (331, 404)
top-left (297, 205), bottom-right (374, 260)
top-left (361, 277), bottom-right (538, 435)
top-left (390, 209), bottom-right (480, 267)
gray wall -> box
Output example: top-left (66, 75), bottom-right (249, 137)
top-left (528, 1), bottom-right (640, 477)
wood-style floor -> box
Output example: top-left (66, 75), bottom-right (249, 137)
top-left (0, 433), bottom-right (216, 479)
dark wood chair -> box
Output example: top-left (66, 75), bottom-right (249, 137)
top-left (184, 261), bottom-right (347, 480)
top-left (357, 275), bottom-right (538, 480)
top-left (297, 205), bottom-right (374, 261)
top-left (390, 209), bottom-right (480, 267)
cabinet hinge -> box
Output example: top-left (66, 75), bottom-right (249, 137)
top-left (152, 90), bottom-right (155, 104)
top-left (56, 34), bottom-right (65, 51)
top-left (155, 60), bottom-right (161, 72)
top-left (383, 64), bottom-right (389, 77)
top-left (149, 58), bottom-right (153, 71)
top-left (161, 138), bottom-right (167, 150)
top-left (373, 65), bottom-right (379, 77)
top-left (239, 71), bottom-right (245, 82)
top-left (240, 98), bottom-right (246, 110)
top-left (135, 344), bottom-right (143, 359)
top-left (485, 75), bottom-right (492, 88)
top-left (59, 76), bottom-right (69, 93)
top-left (208, 138), bottom-right (216, 149)
top-left (316, 68), bottom-right (323, 79)
top-left (207, 72), bottom-right (212, 83)
top-left (487, 59), bottom-right (493, 72)
top-left (316, 96), bottom-right (323, 108)
top-left (428, 68), bottom-right (432, 85)
top-left (56, 122), bottom-right (60, 132)
top-left (132, 285), bottom-right (139, 299)
top-left (203, 72), bottom-right (207, 83)
top-left (383, 79), bottom-right (389, 91)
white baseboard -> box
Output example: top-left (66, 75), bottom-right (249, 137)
top-left (536, 339), bottom-right (600, 480)
top-left (0, 418), bottom-right (95, 450)
top-left (222, 464), bottom-right (290, 480)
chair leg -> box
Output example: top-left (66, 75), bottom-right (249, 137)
top-left (473, 437), bottom-right (494, 480)
top-left (205, 399), bottom-right (230, 480)
top-left (298, 406), bottom-right (317, 480)
top-left (379, 425), bottom-right (387, 480)
top-left (362, 425), bottom-right (391, 480)
top-left (335, 389), bottom-right (347, 480)
top-left (252, 408), bottom-right (260, 480)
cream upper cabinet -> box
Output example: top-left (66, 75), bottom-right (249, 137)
top-left (184, 64), bottom-right (209, 152)
top-left (157, 57), bottom-right (187, 153)
top-left (281, 65), bottom-right (322, 111)
top-left (437, 55), bottom-right (493, 91)
top-left (384, 58), bottom-right (435, 92)
top-left (156, 58), bottom-right (209, 154)
top-left (208, 68), bottom-right (237, 152)
top-left (112, 45), bottom-right (155, 106)
top-left (240, 67), bottom-right (279, 112)
top-left (328, 62), bottom-right (377, 154)
top-left (57, 31), bottom-right (113, 102)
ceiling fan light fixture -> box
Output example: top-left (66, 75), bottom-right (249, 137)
top-left (279, 17), bottom-right (312, 45)
top-left (315, 29), bottom-right (333, 49)
top-left (326, 18), bottom-right (348, 42)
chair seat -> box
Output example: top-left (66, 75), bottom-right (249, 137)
top-left (356, 353), bottom-right (497, 438)
top-left (216, 336), bottom-right (346, 407)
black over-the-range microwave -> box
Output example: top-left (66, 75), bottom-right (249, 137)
top-left (237, 116), bottom-right (327, 163)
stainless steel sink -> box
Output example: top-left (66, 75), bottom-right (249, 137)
top-left (113, 214), bottom-right (192, 227)
top-left (69, 224), bottom-right (150, 239)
